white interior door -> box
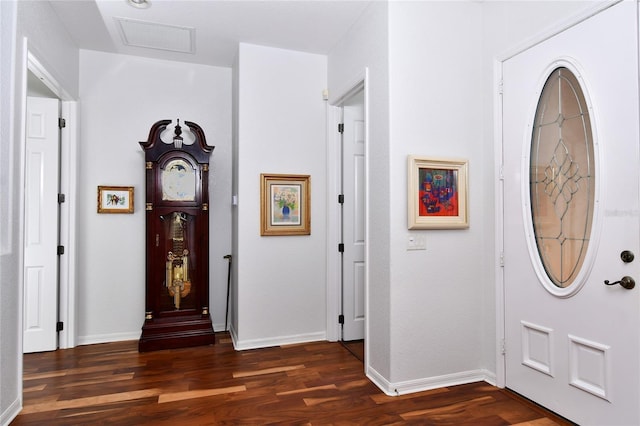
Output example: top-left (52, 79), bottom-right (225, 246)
top-left (502, 3), bottom-right (640, 424)
top-left (342, 89), bottom-right (365, 341)
top-left (23, 96), bottom-right (60, 353)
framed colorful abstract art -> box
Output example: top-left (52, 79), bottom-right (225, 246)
top-left (407, 156), bottom-right (468, 229)
top-left (260, 174), bottom-right (311, 236)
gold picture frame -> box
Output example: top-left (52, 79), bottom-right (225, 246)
top-left (260, 174), bottom-right (311, 236)
top-left (407, 156), bottom-right (468, 229)
top-left (97, 186), bottom-right (134, 214)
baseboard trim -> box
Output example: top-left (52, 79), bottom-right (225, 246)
top-left (231, 331), bottom-right (327, 351)
top-left (366, 367), bottom-right (497, 396)
top-left (1, 397), bottom-right (21, 426)
top-left (77, 331), bottom-right (141, 346)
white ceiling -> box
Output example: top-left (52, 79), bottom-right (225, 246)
top-left (49, 0), bottom-right (372, 68)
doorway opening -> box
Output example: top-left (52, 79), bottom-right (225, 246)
top-left (336, 85), bottom-right (366, 360)
top-left (22, 51), bottom-right (78, 353)
top-left (23, 85), bottom-right (61, 353)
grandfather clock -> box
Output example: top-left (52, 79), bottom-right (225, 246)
top-left (138, 119), bottom-right (215, 352)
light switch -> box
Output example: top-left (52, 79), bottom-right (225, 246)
top-left (407, 235), bottom-right (426, 250)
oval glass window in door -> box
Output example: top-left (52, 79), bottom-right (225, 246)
top-left (530, 67), bottom-right (595, 288)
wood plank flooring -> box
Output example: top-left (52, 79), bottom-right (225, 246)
top-left (12, 333), bottom-right (574, 425)
top-left (341, 340), bottom-right (364, 363)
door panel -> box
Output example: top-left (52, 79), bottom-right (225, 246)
top-left (23, 96), bottom-right (59, 353)
top-left (342, 90), bottom-right (365, 341)
top-left (502, 3), bottom-right (640, 425)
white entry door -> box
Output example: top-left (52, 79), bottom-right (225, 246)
top-left (342, 89), bottom-right (365, 341)
top-left (502, 3), bottom-right (640, 425)
top-left (23, 96), bottom-right (60, 353)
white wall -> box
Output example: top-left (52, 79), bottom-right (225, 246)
top-left (233, 43), bottom-right (328, 349)
top-left (1, 0), bottom-right (79, 422)
top-left (231, 53), bottom-right (240, 334)
top-left (78, 50), bottom-right (232, 343)
top-left (328, 0), bottom-right (392, 383)
top-left (0, 2), bottom-right (20, 422)
top-left (16, 1), bottom-right (79, 99)
top-left (387, 1), bottom-right (487, 389)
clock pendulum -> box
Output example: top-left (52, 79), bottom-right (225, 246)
top-left (165, 212), bottom-right (190, 310)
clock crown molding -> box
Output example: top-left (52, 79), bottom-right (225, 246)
top-left (139, 119), bottom-right (214, 163)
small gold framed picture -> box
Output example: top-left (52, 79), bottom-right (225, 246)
top-left (97, 186), bottom-right (134, 214)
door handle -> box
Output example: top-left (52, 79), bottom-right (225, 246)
top-left (604, 276), bottom-right (635, 290)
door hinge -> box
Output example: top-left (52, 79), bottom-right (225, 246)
top-left (338, 314), bottom-right (345, 325)
top-left (338, 243), bottom-right (344, 253)
top-left (58, 117), bottom-right (66, 129)
top-left (498, 79), bottom-right (503, 95)
top-left (338, 123), bottom-right (344, 133)
top-left (499, 251), bottom-right (504, 267)
top-left (498, 165), bottom-right (504, 181)
top-left (501, 338), bottom-right (506, 355)
top-left (58, 193), bottom-right (66, 204)
top-left (57, 245), bottom-right (65, 255)
top-left (56, 321), bottom-right (64, 332)
top-left (338, 194), bottom-right (344, 204)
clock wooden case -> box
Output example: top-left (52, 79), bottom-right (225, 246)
top-left (138, 119), bottom-right (215, 352)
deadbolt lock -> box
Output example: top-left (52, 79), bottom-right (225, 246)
top-left (621, 250), bottom-right (635, 263)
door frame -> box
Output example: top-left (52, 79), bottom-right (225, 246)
top-left (339, 86), bottom-right (365, 342)
top-left (23, 48), bottom-right (78, 350)
top-left (326, 69), bottom-right (369, 347)
top-left (494, 0), bottom-right (624, 389)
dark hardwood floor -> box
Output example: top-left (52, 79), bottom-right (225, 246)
top-left (12, 333), bottom-right (574, 425)
top-left (341, 339), bottom-right (364, 363)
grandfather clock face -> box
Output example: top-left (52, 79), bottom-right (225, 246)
top-left (162, 159), bottom-right (196, 201)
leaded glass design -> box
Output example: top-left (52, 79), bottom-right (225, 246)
top-left (530, 67), bottom-right (594, 288)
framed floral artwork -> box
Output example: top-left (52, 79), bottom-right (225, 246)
top-left (260, 174), bottom-right (310, 236)
top-left (407, 156), bottom-right (468, 229)
top-left (97, 186), bottom-right (134, 214)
